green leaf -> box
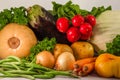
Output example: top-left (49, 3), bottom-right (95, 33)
top-left (0, 6), bottom-right (28, 30)
top-left (26, 37), bottom-right (56, 62)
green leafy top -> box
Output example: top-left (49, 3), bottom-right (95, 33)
top-left (52, 0), bottom-right (112, 20)
top-left (0, 7), bottom-right (28, 30)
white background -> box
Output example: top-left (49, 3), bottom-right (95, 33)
top-left (0, 0), bottom-right (120, 11)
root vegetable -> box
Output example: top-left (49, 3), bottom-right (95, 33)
top-left (54, 44), bottom-right (73, 59)
top-left (36, 51), bottom-right (55, 69)
top-left (55, 52), bottom-right (75, 71)
top-left (0, 23), bottom-right (37, 59)
top-left (80, 62), bottom-right (95, 76)
top-left (73, 57), bottom-right (96, 76)
top-left (74, 57), bottom-right (96, 70)
top-left (71, 41), bottom-right (94, 60)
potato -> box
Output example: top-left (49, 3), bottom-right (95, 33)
top-left (71, 41), bottom-right (94, 60)
top-left (54, 44), bottom-right (73, 59)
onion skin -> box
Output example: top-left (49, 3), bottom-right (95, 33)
top-left (36, 51), bottom-right (55, 69)
top-left (55, 52), bottom-right (75, 71)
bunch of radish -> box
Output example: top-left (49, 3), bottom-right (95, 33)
top-left (56, 14), bottom-right (96, 43)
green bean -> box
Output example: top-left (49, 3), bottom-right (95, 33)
top-left (7, 56), bottom-right (21, 63)
top-left (0, 64), bottom-right (16, 69)
top-left (0, 69), bottom-right (35, 80)
top-left (0, 69), bottom-right (9, 75)
top-left (45, 70), bottom-right (78, 78)
top-left (33, 74), bottom-right (55, 79)
top-left (0, 56), bottom-right (78, 79)
top-left (0, 67), bottom-right (15, 71)
top-left (2, 62), bottom-right (20, 65)
top-left (0, 63), bottom-right (21, 70)
top-left (0, 64), bottom-right (27, 71)
top-left (26, 63), bottom-right (54, 71)
top-left (0, 58), bottom-right (13, 64)
top-left (27, 67), bottom-right (45, 73)
top-left (0, 74), bottom-right (35, 80)
top-left (27, 66), bottom-right (34, 71)
top-left (11, 63), bottom-right (21, 70)
top-left (45, 70), bottom-right (70, 75)
top-left (5, 70), bottom-right (39, 75)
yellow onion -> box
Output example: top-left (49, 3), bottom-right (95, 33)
top-left (36, 51), bottom-right (55, 69)
top-left (55, 52), bottom-right (75, 71)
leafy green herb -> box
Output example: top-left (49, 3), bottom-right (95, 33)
top-left (52, 1), bottom-right (84, 19)
top-left (0, 7), bottom-right (28, 30)
top-left (90, 6), bottom-right (112, 17)
top-left (51, 0), bottom-right (111, 20)
top-left (26, 37), bottom-right (56, 61)
top-left (105, 35), bottom-right (120, 56)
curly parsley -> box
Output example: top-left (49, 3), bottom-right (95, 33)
top-left (0, 7), bottom-right (28, 30)
top-left (26, 37), bottom-right (56, 61)
top-left (105, 35), bottom-right (120, 56)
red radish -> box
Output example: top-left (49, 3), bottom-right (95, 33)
top-left (56, 17), bottom-right (69, 33)
top-left (72, 15), bottom-right (84, 27)
top-left (79, 23), bottom-right (92, 35)
top-left (67, 27), bottom-right (80, 43)
top-left (85, 15), bottom-right (96, 27)
top-left (80, 31), bottom-right (92, 40)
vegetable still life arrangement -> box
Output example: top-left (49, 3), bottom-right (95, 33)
top-left (0, 0), bottom-right (120, 80)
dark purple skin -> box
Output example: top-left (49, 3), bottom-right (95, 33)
top-left (28, 5), bottom-right (71, 44)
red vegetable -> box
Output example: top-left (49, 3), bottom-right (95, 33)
top-left (80, 31), bottom-right (92, 40)
top-left (85, 15), bottom-right (96, 27)
top-left (56, 17), bottom-right (69, 33)
top-left (79, 23), bottom-right (92, 35)
top-left (66, 27), bottom-right (80, 42)
top-left (72, 15), bottom-right (84, 27)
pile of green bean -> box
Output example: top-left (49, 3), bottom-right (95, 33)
top-left (0, 56), bottom-right (78, 80)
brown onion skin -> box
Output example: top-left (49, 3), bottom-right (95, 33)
top-left (55, 52), bottom-right (75, 71)
top-left (36, 51), bottom-right (55, 69)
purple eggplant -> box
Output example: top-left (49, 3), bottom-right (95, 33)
top-left (27, 5), bottom-right (70, 44)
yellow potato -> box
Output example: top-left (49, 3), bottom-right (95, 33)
top-left (71, 41), bottom-right (94, 60)
top-left (54, 44), bottom-right (73, 59)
